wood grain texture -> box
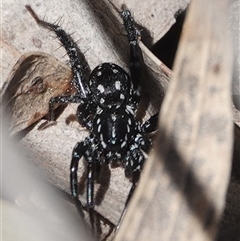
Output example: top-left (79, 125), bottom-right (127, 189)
top-left (115, 0), bottom-right (234, 240)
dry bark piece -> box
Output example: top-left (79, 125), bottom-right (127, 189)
top-left (1, 52), bottom-right (74, 135)
top-left (115, 0), bottom-right (233, 240)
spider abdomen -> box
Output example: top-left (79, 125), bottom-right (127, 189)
top-left (93, 109), bottom-right (135, 152)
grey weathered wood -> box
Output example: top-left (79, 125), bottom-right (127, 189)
top-left (115, 0), bottom-right (234, 240)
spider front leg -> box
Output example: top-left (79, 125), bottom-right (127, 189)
top-left (26, 5), bottom-right (90, 98)
top-left (26, 6), bottom-right (92, 122)
top-left (121, 8), bottom-right (142, 94)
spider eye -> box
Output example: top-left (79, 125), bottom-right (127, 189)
top-left (89, 63), bottom-right (130, 108)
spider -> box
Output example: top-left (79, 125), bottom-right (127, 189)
top-left (26, 5), bottom-right (158, 221)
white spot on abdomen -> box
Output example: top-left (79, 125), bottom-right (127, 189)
top-left (115, 81), bottom-right (121, 90)
top-left (97, 84), bottom-right (105, 93)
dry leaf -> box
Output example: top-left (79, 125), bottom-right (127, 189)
top-left (1, 52), bottom-right (74, 135)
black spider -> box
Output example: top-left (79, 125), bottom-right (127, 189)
top-left (26, 5), bottom-right (158, 222)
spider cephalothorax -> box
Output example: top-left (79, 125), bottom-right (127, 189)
top-left (26, 5), bottom-right (158, 219)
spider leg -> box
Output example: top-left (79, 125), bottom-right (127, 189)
top-left (117, 120), bottom-right (156, 228)
top-left (48, 94), bottom-right (83, 121)
top-left (70, 137), bottom-right (97, 206)
top-left (121, 8), bottom-right (142, 93)
top-left (86, 161), bottom-right (95, 209)
top-left (142, 112), bottom-right (159, 133)
top-left (76, 102), bottom-right (97, 130)
top-left (86, 159), bottom-right (96, 231)
top-left (124, 144), bottom-right (145, 205)
top-left (70, 140), bottom-right (88, 216)
top-left (70, 136), bottom-right (100, 232)
top-left (118, 122), bottom-right (156, 228)
top-left (26, 5), bottom-right (90, 98)
top-left (85, 138), bottom-right (103, 232)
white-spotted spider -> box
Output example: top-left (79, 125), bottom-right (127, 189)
top-left (26, 5), bottom-right (158, 224)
